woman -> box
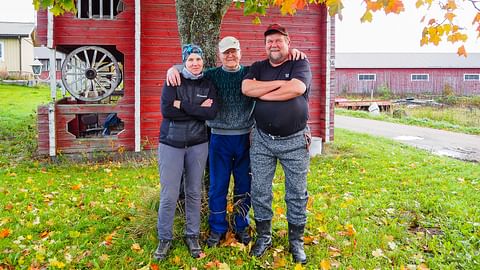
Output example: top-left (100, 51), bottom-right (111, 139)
top-left (154, 44), bottom-right (218, 260)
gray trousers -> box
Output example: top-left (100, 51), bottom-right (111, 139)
top-left (250, 127), bottom-right (309, 225)
top-left (157, 142), bottom-right (208, 240)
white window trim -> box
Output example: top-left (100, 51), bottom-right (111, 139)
top-left (0, 41), bottom-right (4, 62)
top-left (411, 74), bottom-right (429, 81)
top-left (358, 74), bottom-right (376, 81)
top-left (464, 74), bottom-right (480, 81)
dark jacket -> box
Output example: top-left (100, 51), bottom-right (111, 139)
top-left (159, 75), bottom-right (218, 148)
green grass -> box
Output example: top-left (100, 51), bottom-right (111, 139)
top-left (336, 106), bottom-right (480, 135)
top-left (1, 85), bottom-right (479, 269)
top-left (0, 84), bottom-right (54, 166)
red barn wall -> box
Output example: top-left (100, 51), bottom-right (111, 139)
top-left (336, 68), bottom-right (480, 96)
top-left (37, 1), bottom-right (333, 154)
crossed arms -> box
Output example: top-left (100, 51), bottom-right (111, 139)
top-left (241, 78), bottom-right (306, 101)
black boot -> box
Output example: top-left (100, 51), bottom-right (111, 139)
top-left (205, 231), bottom-right (225, 248)
top-left (184, 235), bottom-right (202, 258)
top-left (235, 228), bottom-right (251, 245)
top-left (250, 220), bottom-right (272, 257)
top-left (153, 239), bottom-right (172, 260)
top-left (288, 223), bottom-right (307, 264)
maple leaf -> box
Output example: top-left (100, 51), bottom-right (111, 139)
top-left (457, 45), bottom-right (467, 57)
top-left (0, 228), bottom-right (11, 238)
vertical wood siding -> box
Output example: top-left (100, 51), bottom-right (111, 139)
top-left (36, 1), bottom-right (333, 154)
top-left (336, 68), bottom-right (480, 96)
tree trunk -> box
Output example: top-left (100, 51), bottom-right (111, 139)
top-left (175, 0), bottom-right (232, 68)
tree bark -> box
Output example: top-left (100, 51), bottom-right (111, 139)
top-left (175, 0), bottom-right (232, 68)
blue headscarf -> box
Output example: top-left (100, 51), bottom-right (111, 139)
top-left (181, 44), bottom-right (204, 80)
top-left (182, 44), bottom-right (203, 63)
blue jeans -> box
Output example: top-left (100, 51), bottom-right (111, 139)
top-left (208, 133), bottom-right (251, 233)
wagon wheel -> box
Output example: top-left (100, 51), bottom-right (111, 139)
top-left (61, 46), bottom-right (122, 102)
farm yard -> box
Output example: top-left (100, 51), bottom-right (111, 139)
top-left (1, 84), bottom-right (479, 269)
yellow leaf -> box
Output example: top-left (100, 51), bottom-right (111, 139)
top-left (172, 255), bottom-right (181, 265)
top-left (294, 263), bottom-right (304, 270)
top-left (218, 263), bottom-right (230, 270)
top-left (360, 10), bottom-right (373, 23)
top-left (131, 243), bottom-right (142, 252)
top-left (418, 264), bottom-right (430, 270)
top-left (320, 259), bottom-right (331, 270)
top-left (445, 12), bottom-right (455, 22)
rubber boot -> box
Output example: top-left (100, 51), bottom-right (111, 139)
top-left (250, 220), bottom-right (272, 257)
top-left (288, 223), bottom-right (307, 264)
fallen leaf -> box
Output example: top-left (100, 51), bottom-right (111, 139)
top-left (39, 231), bottom-right (50, 239)
top-left (372, 248), bottom-right (384, 257)
top-left (388, 241), bottom-right (397, 250)
top-left (328, 246), bottom-right (341, 257)
top-left (0, 228), bottom-right (11, 238)
top-left (418, 264), bottom-right (430, 270)
top-left (294, 263), bottom-right (304, 270)
top-left (172, 255), bottom-right (181, 265)
top-left (71, 184), bottom-right (82, 190)
top-left (99, 254), bottom-right (109, 261)
top-left (320, 259), bottom-right (331, 270)
top-left (131, 243), bottom-right (142, 252)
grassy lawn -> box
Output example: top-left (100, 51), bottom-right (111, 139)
top-left (1, 85), bottom-right (479, 269)
top-left (336, 105), bottom-right (480, 135)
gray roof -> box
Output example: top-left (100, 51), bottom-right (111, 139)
top-left (0, 21), bottom-right (34, 37)
top-left (336, 53), bottom-right (480, 69)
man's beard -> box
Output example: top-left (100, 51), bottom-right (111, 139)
top-left (268, 51), bottom-right (287, 65)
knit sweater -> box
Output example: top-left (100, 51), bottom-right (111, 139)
top-left (204, 66), bottom-right (254, 135)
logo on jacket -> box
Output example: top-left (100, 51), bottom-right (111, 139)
top-left (197, 94), bottom-right (207, 98)
top-left (285, 73), bottom-right (290, 78)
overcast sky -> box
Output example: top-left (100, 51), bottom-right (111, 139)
top-left (2, 0), bottom-right (479, 53)
top-left (336, 1), bottom-right (480, 53)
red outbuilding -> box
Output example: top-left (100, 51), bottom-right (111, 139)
top-left (36, 0), bottom-right (335, 157)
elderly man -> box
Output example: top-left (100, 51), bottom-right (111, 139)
top-left (242, 24), bottom-right (312, 264)
top-left (167, 36), bottom-right (305, 248)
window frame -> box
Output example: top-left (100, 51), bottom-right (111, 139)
top-left (463, 74), bottom-right (480, 81)
top-left (411, 74), bottom-right (429, 81)
top-left (357, 74), bottom-right (376, 81)
top-left (0, 41), bottom-right (4, 62)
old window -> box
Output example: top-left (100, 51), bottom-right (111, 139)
top-left (464, 74), bottom-right (480, 81)
top-left (411, 74), bottom-right (429, 81)
top-left (0, 41), bottom-right (4, 62)
top-left (358, 74), bottom-right (376, 81)
top-left (77, 0), bottom-right (124, 19)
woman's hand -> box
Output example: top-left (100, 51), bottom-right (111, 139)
top-left (200, 99), bottom-right (213, 107)
top-left (173, 100), bottom-right (181, 109)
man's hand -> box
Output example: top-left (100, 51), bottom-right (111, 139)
top-left (289, 49), bottom-right (307, 61)
top-left (166, 66), bottom-right (181, 86)
top-left (200, 99), bottom-right (213, 107)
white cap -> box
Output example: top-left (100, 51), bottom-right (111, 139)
top-left (218, 36), bottom-right (240, 53)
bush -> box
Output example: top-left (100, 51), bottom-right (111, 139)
top-left (377, 84), bottom-right (393, 99)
